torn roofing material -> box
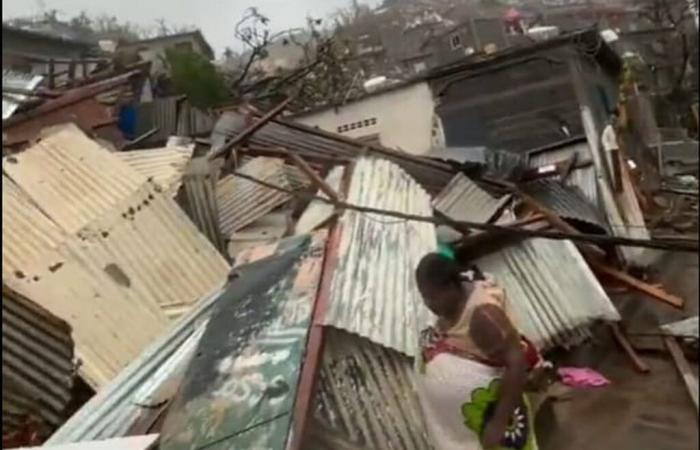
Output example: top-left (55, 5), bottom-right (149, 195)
top-left (210, 111), bottom-right (454, 194)
top-left (522, 178), bottom-right (609, 234)
top-left (159, 231), bottom-right (327, 450)
top-left (217, 157), bottom-right (306, 236)
top-left (475, 237), bottom-right (620, 349)
top-left (295, 165), bottom-right (345, 235)
top-left (324, 157), bottom-right (438, 357)
top-left (114, 145), bottom-right (194, 196)
top-left (2, 126), bottom-right (229, 386)
top-left (433, 172), bottom-right (511, 224)
top-left (527, 140), bottom-right (599, 208)
top-left (2, 285), bottom-right (75, 437)
top-left (2, 124), bottom-right (146, 234)
top-left (45, 234), bottom-right (322, 445)
top-left (311, 328), bottom-right (431, 450)
top-left (2, 70), bottom-right (44, 120)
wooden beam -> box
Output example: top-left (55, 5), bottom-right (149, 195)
top-left (610, 323), bottom-right (651, 374)
top-left (664, 336), bottom-right (699, 413)
top-left (591, 262), bottom-right (684, 309)
top-left (287, 152), bottom-right (342, 204)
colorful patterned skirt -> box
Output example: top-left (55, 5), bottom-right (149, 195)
top-left (416, 351), bottom-right (538, 450)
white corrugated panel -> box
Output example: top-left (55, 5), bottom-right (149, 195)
top-left (2, 70), bottom-right (44, 120)
top-left (295, 165), bottom-right (345, 235)
top-left (476, 237), bottom-right (620, 350)
top-left (433, 173), bottom-right (510, 224)
top-left (2, 176), bottom-right (65, 281)
top-left (114, 145), bottom-right (194, 196)
top-left (217, 157), bottom-right (296, 235)
top-left (324, 158), bottom-right (437, 357)
top-left (2, 124), bottom-right (146, 234)
top-left (3, 126), bottom-right (230, 387)
top-left (66, 182), bottom-right (230, 319)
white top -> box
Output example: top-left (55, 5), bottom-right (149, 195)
top-left (601, 124), bottom-right (619, 152)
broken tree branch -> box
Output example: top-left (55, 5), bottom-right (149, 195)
top-left (228, 169), bottom-right (699, 253)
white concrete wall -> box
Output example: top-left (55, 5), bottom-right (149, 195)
top-left (294, 81), bottom-right (437, 156)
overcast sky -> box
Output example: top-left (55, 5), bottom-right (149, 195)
top-left (3, 0), bottom-right (380, 57)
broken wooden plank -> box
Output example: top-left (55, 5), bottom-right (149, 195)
top-left (664, 336), bottom-right (699, 413)
top-left (287, 151), bottom-right (342, 204)
top-left (591, 262), bottom-right (684, 309)
top-left (610, 323), bottom-right (651, 374)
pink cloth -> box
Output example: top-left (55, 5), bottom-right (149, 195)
top-left (557, 367), bottom-right (611, 388)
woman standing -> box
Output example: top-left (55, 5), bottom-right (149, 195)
top-left (414, 253), bottom-right (539, 450)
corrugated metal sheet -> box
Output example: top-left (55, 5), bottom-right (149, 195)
top-left (134, 97), bottom-right (179, 145)
top-left (295, 166), bottom-right (345, 235)
top-left (324, 158), bottom-right (438, 357)
top-left (23, 434), bottom-right (160, 450)
top-left (211, 111), bottom-right (455, 194)
top-left (176, 101), bottom-right (214, 137)
top-left (3, 126), bottom-right (229, 387)
top-left (527, 141), bottom-right (599, 208)
top-left (217, 157), bottom-right (297, 236)
top-left (433, 173), bottom-right (510, 224)
top-left (2, 286), bottom-right (75, 436)
top-left (432, 172), bottom-right (511, 243)
top-left (159, 231), bottom-right (327, 450)
top-left (2, 70), bottom-right (44, 120)
top-left (661, 316), bottom-right (699, 339)
top-left (228, 211), bottom-right (288, 259)
top-left (522, 179), bottom-right (608, 233)
top-left (311, 328), bottom-right (431, 450)
top-left (46, 234), bottom-right (318, 445)
top-left (475, 237), bottom-right (620, 350)
top-left (114, 145), bottom-right (194, 196)
top-left (181, 157), bottom-right (226, 253)
top-left (1, 175), bottom-right (65, 281)
top-left (2, 124), bottom-right (145, 234)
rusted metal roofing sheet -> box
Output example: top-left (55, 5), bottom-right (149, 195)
top-left (522, 178), bottom-right (609, 233)
top-left (45, 234), bottom-right (318, 445)
top-left (227, 211), bottom-right (288, 259)
top-left (2, 70), bottom-right (44, 120)
top-left (2, 124), bottom-right (145, 234)
top-left (310, 329), bottom-right (431, 450)
top-left (211, 111), bottom-right (454, 194)
top-left (159, 231), bottom-right (327, 450)
top-left (475, 237), bottom-right (620, 350)
top-left (2, 286), bottom-right (75, 437)
top-left (216, 157), bottom-right (298, 236)
top-left (324, 157), bottom-right (438, 357)
top-left (114, 145), bottom-right (194, 196)
top-left (433, 173), bottom-right (511, 224)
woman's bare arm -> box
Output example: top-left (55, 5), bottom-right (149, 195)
top-left (469, 304), bottom-right (527, 447)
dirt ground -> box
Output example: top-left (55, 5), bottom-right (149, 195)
top-left (536, 251), bottom-right (699, 450)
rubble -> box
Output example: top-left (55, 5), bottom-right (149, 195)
top-left (2, 21), bottom-right (697, 450)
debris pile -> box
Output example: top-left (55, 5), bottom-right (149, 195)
top-left (2, 26), bottom-right (697, 450)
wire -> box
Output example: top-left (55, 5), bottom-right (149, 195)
top-left (229, 170), bottom-right (699, 253)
